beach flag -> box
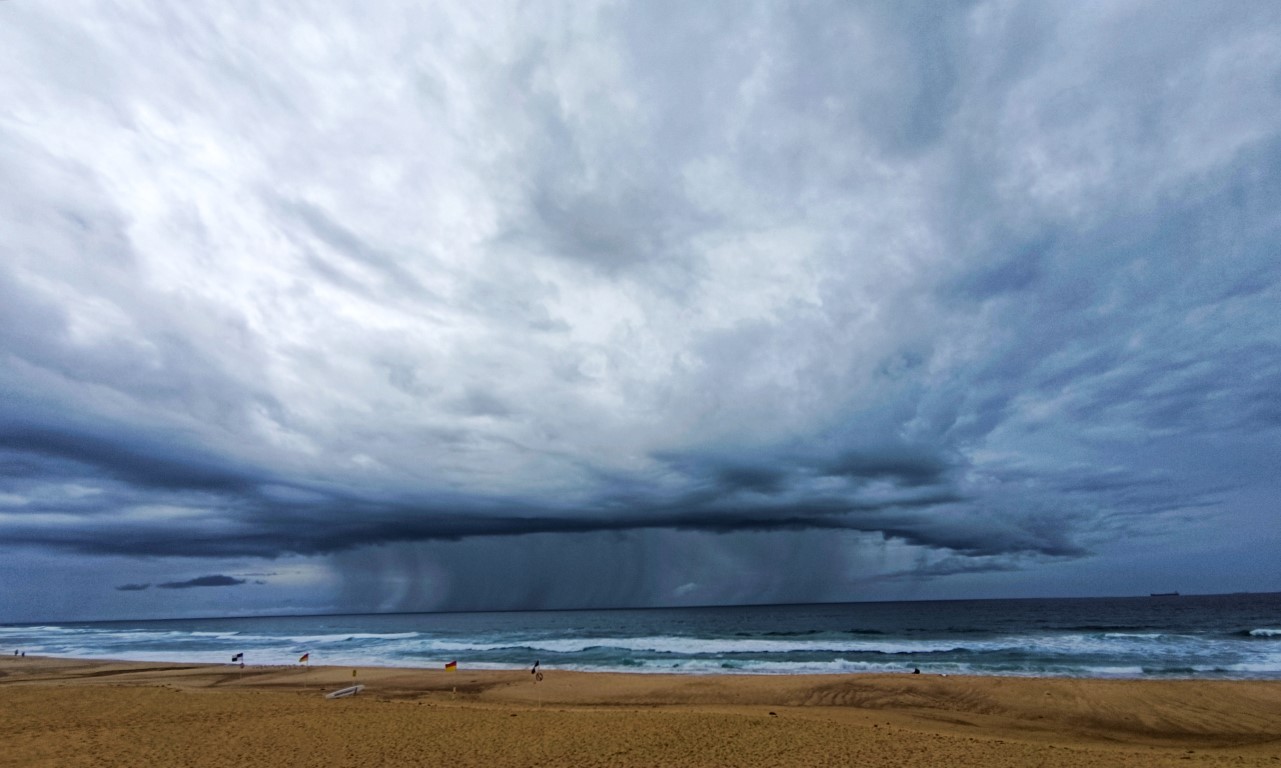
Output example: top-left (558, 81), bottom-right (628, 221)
top-left (231, 653), bottom-right (243, 663)
top-left (299, 652), bottom-right (310, 664)
top-left (444, 660), bottom-right (457, 671)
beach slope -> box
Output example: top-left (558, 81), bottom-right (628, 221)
top-left (2, 657), bottom-right (1279, 767)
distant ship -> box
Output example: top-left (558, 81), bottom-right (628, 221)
top-left (1149, 591), bottom-right (1180, 597)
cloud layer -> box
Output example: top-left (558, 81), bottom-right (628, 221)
top-left (2, 1), bottom-right (1280, 618)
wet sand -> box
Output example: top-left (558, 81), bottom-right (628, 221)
top-left (2, 656), bottom-right (1279, 766)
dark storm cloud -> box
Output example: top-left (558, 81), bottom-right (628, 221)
top-left (871, 556), bottom-right (1025, 583)
top-left (156, 575), bottom-right (247, 589)
top-left (2, 0), bottom-right (1281, 619)
top-left (0, 449), bottom-right (1091, 564)
top-left (821, 451), bottom-right (952, 488)
top-left (0, 425), bottom-right (265, 495)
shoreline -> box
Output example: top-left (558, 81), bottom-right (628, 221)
top-left (8, 658), bottom-right (1281, 681)
top-left (9, 650), bottom-right (1280, 681)
top-left (3, 656), bottom-right (1280, 766)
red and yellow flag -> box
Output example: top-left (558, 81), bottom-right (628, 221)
top-left (444, 660), bottom-right (457, 671)
top-left (299, 653), bottom-right (310, 663)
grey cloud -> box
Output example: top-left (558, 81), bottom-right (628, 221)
top-left (821, 451), bottom-right (952, 487)
top-left (0, 457), bottom-right (1079, 564)
top-left (454, 388), bottom-right (513, 419)
top-left (765, 2), bottom-right (973, 155)
top-left (276, 198), bottom-right (440, 302)
top-left (114, 583), bottom-right (151, 592)
top-left (156, 575), bottom-right (247, 589)
top-left (2, 1), bottom-right (1281, 616)
top-left (872, 556), bottom-right (1026, 583)
top-left (0, 425), bottom-right (264, 495)
top-left (713, 465), bottom-right (788, 496)
top-left (948, 238), bottom-right (1051, 301)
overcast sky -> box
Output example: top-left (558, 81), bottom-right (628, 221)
top-left (2, 1), bottom-right (1280, 622)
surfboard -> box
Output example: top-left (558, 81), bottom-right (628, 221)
top-left (324, 684), bottom-right (365, 699)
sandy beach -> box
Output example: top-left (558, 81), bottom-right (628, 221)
top-left (1, 656), bottom-right (1279, 766)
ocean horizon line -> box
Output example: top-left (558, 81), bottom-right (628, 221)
top-left (7, 590), bottom-right (1278, 629)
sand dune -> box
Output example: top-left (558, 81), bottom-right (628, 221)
top-left (2, 656), bottom-right (1279, 766)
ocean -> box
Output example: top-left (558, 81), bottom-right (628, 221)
top-left (4, 593), bottom-right (1279, 678)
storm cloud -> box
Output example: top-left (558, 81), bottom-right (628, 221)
top-left (2, 1), bottom-right (1280, 619)
top-left (156, 575), bottom-right (248, 590)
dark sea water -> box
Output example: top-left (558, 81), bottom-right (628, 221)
top-left (4, 593), bottom-right (1279, 678)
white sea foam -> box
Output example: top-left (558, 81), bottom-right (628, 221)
top-left (0, 625), bottom-right (85, 634)
top-left (279, 632), bottom-right (420, 644)
top-left (452, 631), bottom-right (1203, 659)
top-left (622, 658), bottom-right (927, 675)
top-left (8, 598), bottom-right (1281, 680)
top-left (1102, 632), bottom-right (1174, 640)
top-left (1225, 661), bottom-right (1281, 674)
top-left (428, 635), bottom-right (1007, 655)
